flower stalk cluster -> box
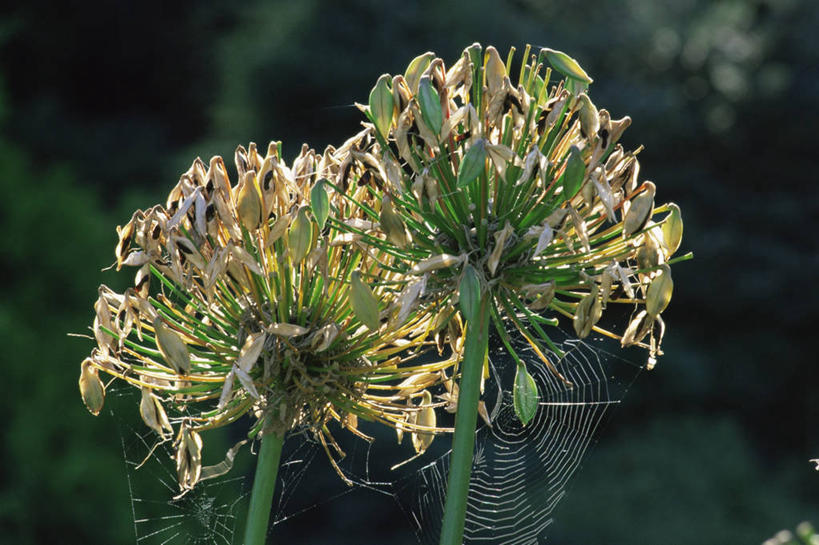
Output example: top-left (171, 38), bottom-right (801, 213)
top-left (77, 43), bottom-right (689, 545)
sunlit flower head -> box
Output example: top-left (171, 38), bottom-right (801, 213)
top-left (79, 141), bottom-right (458, 491)
top-left (338, 44), bottom-right (688, 419)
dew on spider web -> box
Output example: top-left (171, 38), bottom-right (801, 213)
top-left (109, 328), bottom-right (643, 545)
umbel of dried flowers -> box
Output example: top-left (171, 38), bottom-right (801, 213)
top-left (79, 140), bottom-right (461, 496)
top-left (340, 43), bottom-right (690, 543)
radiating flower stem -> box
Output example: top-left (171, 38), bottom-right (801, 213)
top-left (244, 419), bottom-right (284, 545)
top-left (439, 295), bottom-right (490, 545)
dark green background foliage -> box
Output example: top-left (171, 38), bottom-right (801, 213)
top-left (1, 0), bottom-right (816, 543)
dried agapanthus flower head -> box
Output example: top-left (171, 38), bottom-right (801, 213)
top-left (79, 141), bottom-right (460, 492)
top-left (338, 43), bottom-right (688, 420)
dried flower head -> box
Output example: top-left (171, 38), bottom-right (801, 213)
top-left (340, 44), bottom-right (689, 419)
top-left (80, 141), bottom-right (458, 491)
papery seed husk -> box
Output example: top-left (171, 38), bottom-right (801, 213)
top-left (621, 309), bottom-right (651, 347)
top-left (140, 388), bottom-right (171, 436)
top-left (573, 289), bottom-right (602, 339)
top-left (79, 359), bottom-right (105, 416)
top-left (176, 427), bottom-right (203, 491)
top-left (267, 323), bottom-right (310, 338)
top-left (487, 221), bottom-right (513, 276)
top-left (524, 281), bottom-right (556, 310)
top-left (646, 264), bottom-right (673, 317)
top-left (236, 332), bottom-right (266, 372)
top-left (623, 181), bottom-right (656, 237)
top-left (310, 323), bottom-right (340, 352)
top-left (533, 224), bottom-right (554, 256)
top-left (380, 195), bottom-right (410, 248)
top-left (484, 46), bottom-right (506, 96)
top-left (350, 271), bottom-right (381, 331)
top-left (410, 253), bottom-right (465, 275)
top-left (153, 317), bottom-right (191, 375)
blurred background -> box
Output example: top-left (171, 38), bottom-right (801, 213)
top-left (1, 0), bottom-right (817, 543)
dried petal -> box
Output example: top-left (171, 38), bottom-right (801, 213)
top-left (380, 195), bottom-right (409, 248)
top-left (410, 253), bottom-right (465, 275)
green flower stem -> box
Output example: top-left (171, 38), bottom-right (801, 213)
top-left (439, 295), bottom-right (490, 545)
top-left (243, 421), bottom-right (284, 545)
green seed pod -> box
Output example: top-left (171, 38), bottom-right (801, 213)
top-left (543, 47), bottom-right (593, 84)
top-left (79, 359), bottom-right (105, 416)
top-left (578, 93), bottom-right (599, 139)
top-left (350, 271), bottom-right (381, 331)
top-left (412, 390), bottom-right (436, 454)
top-left (153, 317), bottom-right (191, 375)
top-left (369, 74), bottom-right (394, 141)
top-left (562, 145), bottom-right (586, 200)
top-left (310, 179), bottom-right (330, 230)
top-left (417, 76), bottom-right (443, 135)
top-left (661, 203), bottom-right (683, 256)
top-left (457, 138), bottom-right (487, 188)
top-left (404, 51), bottom-right (435, 94)
top-left (646, 264), bottom-right (673, 317)
top-left (236, 172), bottom-right (263, 232)
top-left (288, 206), bottom-right (313, 263)
top-left (623, 182), bottom-right (656, 238)
top-left (458, 264), bottom-right (481, 323)
top-left (513, 362), bottom-right (539, 426)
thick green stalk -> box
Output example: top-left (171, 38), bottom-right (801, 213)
top-left (439, 295), bottom-right (490, 545)
top-left (243, 422), bottom-right (284, 545)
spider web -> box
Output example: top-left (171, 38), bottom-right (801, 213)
top-left (111, 330), bottom-right (642, 545)
top-left (111, 388), bottom-right (249, 545)
top-left (391, 332), bottom-right (643, 544)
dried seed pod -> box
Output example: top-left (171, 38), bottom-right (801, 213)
top-left (410, 253), bottom-right (465, 275)
top-left (623, 181), bottom-right (656, 237)
top-left (350, 271), bottom-right (380, 331)
top-left (573, 289), bottom-right (602, 338)
top-left (487, 221), bottom-right (513, 276)
top-left (79, 359), bottom-right (105, 416)
top-left (621, 309), bottom-right (652, 347)
top-left (139, 388), bottom-right (172, 437)
top-left (153, 317), bottom-right (191, 375)
top-left (176, 426), bottom-right (203, 492)
top-left (646, 264), bottom-right (673, 317)
top-left (523, 281), bottom-right (556, 311)
top-left (309, 323), bottom-right (340, 352)
top-left (267, 323), bottom-right (310, 337)
top-left (380, 195), bottom-right (410, 248)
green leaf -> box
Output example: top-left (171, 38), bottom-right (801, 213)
top-left (350, 271), bottom-right (380, 330)
top-left (310, 179), bottom-right (330, 230)
top-left (368, 74), bottom-right (394, 141)
top-left (561, 145), bottom-right (585, 200)
top-left (542, 48), bottom-right (593, 84)
top-left (457, 139), bottom-right (486, 188)
top-left (417, 76), bottom-right (443, 135)
top-left (458, 264), bottom-right (481, 323)
top-left (513, 362), bottom-right (539, 426)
